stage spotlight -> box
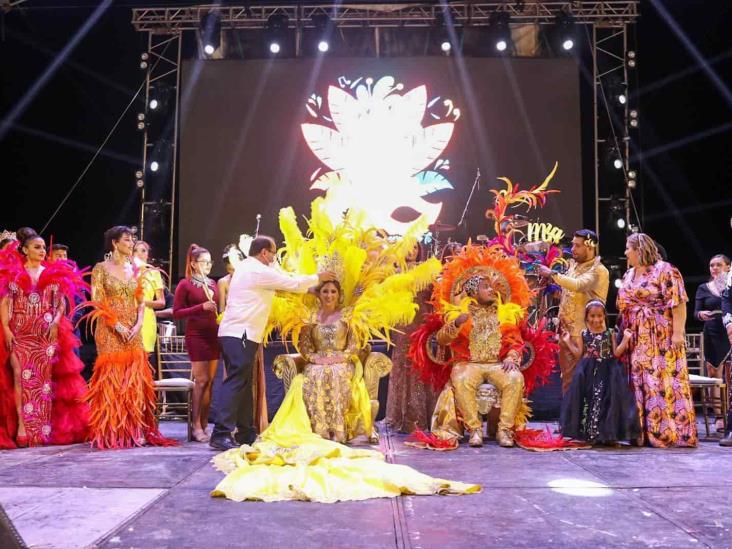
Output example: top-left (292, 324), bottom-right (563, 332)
top-left (628, 170), bottom-right (637, 179)
top-left (269, 42), bottom-right (281, 54)
top-left (617, 93), bottom-right (627, 105)
top-left (630, 118), bottom-right (639, 128)
top-left (441, 40), bottom-right (452, 53)
top-left (149, 99), bottom-right (159, 110)
top-left (317, 40), bottom-right (329, 53)
top-left (613, 158), bottom-right (623, 170)
top-left (266, 13), bottom-right (289, 56)
top-left (554, 10), bottom-right (576, 53)
top-left (136, 179), bottom-right (144, 189)
top-left (616, 217), bottom-right (626, 230)
top-left (488, 11), bottom-right (511, 55)
top-left (150, 161), bottom-right (160, 172)
top-left (200, 11), bottom-right (222, 57)
top-left (312, 13), bottom-right (334, 54)
top-left (627, 179), bottom-right (636, 190)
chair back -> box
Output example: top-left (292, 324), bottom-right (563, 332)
top-left (155, 335), bottom-right (192, 380)
top-left (685, 332), bottom-right (704, 376)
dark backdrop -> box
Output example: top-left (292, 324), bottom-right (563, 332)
top-left (179, 57), bottom-right (582, 278)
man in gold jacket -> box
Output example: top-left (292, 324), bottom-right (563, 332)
top-left (538, 229), bottom-right (609, 394)
top-left (436, 276), bottom-right (524, 448)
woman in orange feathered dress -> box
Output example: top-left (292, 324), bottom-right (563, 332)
top-left (84, 226), bottom-right (176, 449)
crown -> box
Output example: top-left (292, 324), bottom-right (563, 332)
top-left (316, 251), bottom-right (345, 282)
top-left (0, 230), bottom-right (16, 242)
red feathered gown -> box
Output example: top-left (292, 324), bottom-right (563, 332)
top-left (0, 249), bottom-right (90, 448)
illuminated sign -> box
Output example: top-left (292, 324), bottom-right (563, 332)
top-left (301, 75), bottom-right (460, 235)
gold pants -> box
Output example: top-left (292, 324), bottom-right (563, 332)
top-left (451, 362), bottom-right (524, 432)
top-left (559, 335), bottom-right (581, 395)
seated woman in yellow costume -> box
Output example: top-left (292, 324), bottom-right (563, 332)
top-left (211, 197), bottom-right (480, 503)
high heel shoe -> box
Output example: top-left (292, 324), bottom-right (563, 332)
top-left (15, 435), bottom-right (28, 448)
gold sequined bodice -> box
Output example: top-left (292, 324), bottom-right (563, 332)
top-left (468, 303), bottom-right (501, 363)
top-left (309, 320), bottom-right (350, 353)
top-left (91, 262), bottom-right (142, 354)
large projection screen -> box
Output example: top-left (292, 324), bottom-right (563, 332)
top-left (179, 57), bottom-right (582, 277)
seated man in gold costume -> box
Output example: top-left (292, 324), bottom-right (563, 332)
top-left (436, 274), bottom-right (525, 448)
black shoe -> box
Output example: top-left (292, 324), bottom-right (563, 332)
top-left (720, 432), bottom-right (732, 447)
top-left (234, 431), bottom-right (257, 445)
top-left (209, 435), bottom-right (238, 451)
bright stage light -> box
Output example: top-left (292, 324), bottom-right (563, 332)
top-left (562, 39), bottom-right (574, 51)
top-left (317, 40), bottom-right (329, 53)
top-left (150, 161), bottom-right (160, 172)
top-left (616, 217), bottom-right (626, 229)
top-left (270, 42), bottom-right (281, 54)
top-left (613, 158), bottom-right (623, 170)
top-left (614, 277), bottom-right (622, 289)
top-left (617, 93), bottom-right (627, 105)
top-left (547, 478), bottom-right (613, 498)
top-left (204, 44), bottom-right (215, 55)
top-left (495, 39), bottom-right (508, 52)
top-left (440, 40), bottom-right (451, 53)
top-left (149, 99), bottom-right (159, 110)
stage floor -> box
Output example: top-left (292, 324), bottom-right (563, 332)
top-left (1, 421), bottom-right (729, 549)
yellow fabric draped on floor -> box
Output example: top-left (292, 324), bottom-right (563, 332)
top-left (211, 375), bottom-right (481, 503)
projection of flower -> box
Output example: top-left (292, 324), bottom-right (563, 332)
top-left (302, 76), bottom-right (460, 235)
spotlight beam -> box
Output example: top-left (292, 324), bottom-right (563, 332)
top-left (0, 0), bottom-right (113, 142)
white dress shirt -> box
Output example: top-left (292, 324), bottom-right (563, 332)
top-left (218, 256), bottom-right (319, 342)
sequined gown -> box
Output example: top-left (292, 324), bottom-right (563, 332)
top-left (85, 263), bottom-right (176, 449)
top-left (386, 288), bottom-right (437, 433)
top-left (559, 329), bottom-right (639, 444)
top-left (0, 253), bottom-right (89, 448)
top-left (299, 319), bottom-right (361, 443)
top-left (617, 261), bottom-right (697, 448)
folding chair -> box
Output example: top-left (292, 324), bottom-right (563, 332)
top-left (154, 334), bottom-right (194, 441)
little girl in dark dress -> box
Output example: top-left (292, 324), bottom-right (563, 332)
top-left (560, 300), bottom-right (640, 445)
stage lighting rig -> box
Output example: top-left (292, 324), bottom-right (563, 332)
top-left (147, 82), bottom-right (170, 114)
top-left (488, 11), bottom-right (511, 54)
top-left (200, 11), bottom-right (222, 57)
top-left (266, 13), bottom-right (288, 56)
top-left (139, 52), bottom-right (149, 70)
top-left (432, 7), bottom-right (458, 55)
top-left (629, 109), bottom-right (639, 128)
top-left (312, 13), bottom-right (333, 54)
top-left (627, 50), bottom-right (636, 68)
top-left (609, 197), bottom-right (627, 231)
top-left (553, 10), bottom-right (576, 52)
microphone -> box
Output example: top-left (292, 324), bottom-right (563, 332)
top-left (255, 214), bottom-right (262, 237)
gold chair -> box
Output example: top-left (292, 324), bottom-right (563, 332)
top-left (272, 343), bottom-right (392, 442)
top-left (154, 334), bottom-right (195, 441)
top-left (687, 332), bottom-right (728, 438)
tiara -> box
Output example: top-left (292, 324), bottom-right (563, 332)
top-left (0, 230), bottom-right (17, 242)
top-left (316, 251), bottom-right (345, 282)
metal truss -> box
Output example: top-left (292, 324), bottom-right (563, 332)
top-left (132, 2), bottom-right (639, 32)
top-left (131, 1), bottom-right (640, 272)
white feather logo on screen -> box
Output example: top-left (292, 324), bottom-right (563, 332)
top-left (301, 76), bottom-right (460, 235)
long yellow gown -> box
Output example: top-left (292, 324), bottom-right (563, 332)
top-left (211, 373), bottom-right (481, 503)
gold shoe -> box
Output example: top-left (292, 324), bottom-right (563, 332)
top-left (468, 429), bottom-right (484, 447)
top-left (496, 429), bottom-right (515, 448)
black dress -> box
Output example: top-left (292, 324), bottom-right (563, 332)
top-left (694, 283), bottom-right (731, 367)
top-left (560, 329), bottom-right (640, 444)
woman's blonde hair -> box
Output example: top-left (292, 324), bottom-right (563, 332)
top-left (627, 233), bottom-right (662, 266)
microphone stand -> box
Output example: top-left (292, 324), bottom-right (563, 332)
top-left (457, 167), bottom-right (481, 230)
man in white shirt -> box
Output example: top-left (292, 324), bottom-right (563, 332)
top-left (210, 235), bottom-right (334, 450)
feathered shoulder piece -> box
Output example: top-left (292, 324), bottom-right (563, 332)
top-left (0, 243), bottom-right (25, 297)
top-left (266, 195), bottom-right (440, 350)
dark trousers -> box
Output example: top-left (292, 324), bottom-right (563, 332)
top-left (213, 335), bottom-right (260, 439)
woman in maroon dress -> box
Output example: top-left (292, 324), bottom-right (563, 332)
top-left (173, 244), bottom-right (220, 442)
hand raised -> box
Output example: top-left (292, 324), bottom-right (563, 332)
top-left (317, 271), bottom-right (337, 283)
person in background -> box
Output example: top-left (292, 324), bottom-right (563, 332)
top-left (217, 243), bottom-right (244, 312)
top-left (49, 243), bottom-right (68, 262)
top-left (173, 244), bottom-right (220, 442)
top-left (132, 241), bottom-right (165, 356)
top-left (537, 229), bottom-right (609, 395)
top-left (617, 233), bottom-right (696, 448)
top-left (694, 254), bottom-right (731, 432)
top-left (719, 266), bottom-right (732, 446)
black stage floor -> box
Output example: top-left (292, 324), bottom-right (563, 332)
top-left (0, 420), bottom-right (728, 549)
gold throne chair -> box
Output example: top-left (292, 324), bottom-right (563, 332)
top-left (272, 343), bottom-right (392, 443)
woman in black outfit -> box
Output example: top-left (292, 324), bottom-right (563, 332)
top-left (694, 254), bottom-right (731, 432)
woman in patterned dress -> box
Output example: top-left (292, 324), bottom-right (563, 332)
top-left (0, 227), bottom-right (89, 448)
top-left (617, 233), bottom-right (697, 448)
top-left (85, 226), bottom-right (176, 449)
